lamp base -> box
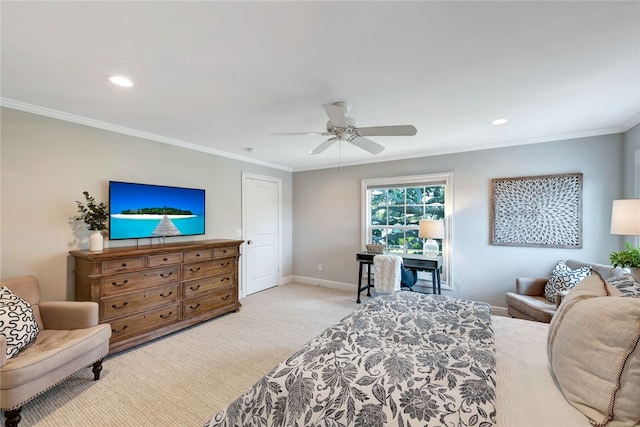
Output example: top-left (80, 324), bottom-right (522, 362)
top-left (423, 239), bottom-right (439, 257)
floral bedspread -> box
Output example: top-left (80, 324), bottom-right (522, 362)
top-left (206, 292), bottom-right (496, 427)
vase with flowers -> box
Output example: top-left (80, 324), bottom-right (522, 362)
top-left (75, 191), bottom-right (109, 251)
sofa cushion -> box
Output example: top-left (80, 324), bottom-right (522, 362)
top-left (504, 292), bottom-right (556, 323)
top-left (605, 274), bottom-right (640, 297)
top-left (0, 286), bottom-right (40, 359)
top-left (544, 261), bottom-right (590, 303)
top-left (547, 274), bottom-right (640, 427)
top-left (565, 259), bottom-right (626, 280)
top-left (0, 325), bottom-right (111, 389)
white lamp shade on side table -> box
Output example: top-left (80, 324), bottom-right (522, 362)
top-left (611, 199), bottom-right (640, 235)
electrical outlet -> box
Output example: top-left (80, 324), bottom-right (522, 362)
top-left (318, 264), bottom-right (323, 272)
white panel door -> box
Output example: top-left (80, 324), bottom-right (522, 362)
top-left (245, 175), bottom-right (280, 295)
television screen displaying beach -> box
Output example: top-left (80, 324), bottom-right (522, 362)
top-left (109, 181), bottom-right (205, 240)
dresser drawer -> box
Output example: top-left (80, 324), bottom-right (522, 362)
top-left (101, 283), bottom-right (181, 321)
top-left (183, 273), bottom-right (234, 299)
top-left (101, 266), bottom-right (180, 297)
top-left (183, 249), bottom-right (212, 262)
top-left (182, 259), bottom-right (233, 281)
top-left (101, 257), bottom-right (145, 274)
top-left (147, 252), bottom-right (183, 267)
top-left (213, 246), bottom-right (238, 258)
top-left (108, 303), bottom-right (180, 343)
top-left (183, 288), bottom-right (236, 318)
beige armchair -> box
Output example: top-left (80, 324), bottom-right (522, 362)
top-left (505, 259), bottom-right (624, 323)
top-left (505, 276), bottom-right (558, 323)
top-left (1, 275), bottom-right (111, 426)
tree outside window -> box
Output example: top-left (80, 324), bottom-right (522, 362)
top-left (369, 185), bottom-right (445, 255)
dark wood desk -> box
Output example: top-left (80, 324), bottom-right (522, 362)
top-left (356, 252), bottom-right (442, 303)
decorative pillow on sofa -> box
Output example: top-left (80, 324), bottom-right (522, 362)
top-left (0, 286), bottom-right (40, 359)
top-left (544, 261), bottom-right (591, 303)
top-left (605, 274), bottom-right (640, 297)
top-left (547, 274), bottom-right (640, 427)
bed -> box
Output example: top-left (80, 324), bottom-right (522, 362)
top-left (206, 278), bottom-right (640, 427)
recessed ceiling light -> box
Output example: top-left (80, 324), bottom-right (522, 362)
top-left (107, 75), bottom-right (134, 88)
top-left (490, 118), bottom-right (508, 125)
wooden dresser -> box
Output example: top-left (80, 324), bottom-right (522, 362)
top-left (70, 239), bottom-right (242, 354)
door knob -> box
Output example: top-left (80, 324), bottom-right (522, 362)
top-left (247, 240), bottom-right (253, 245)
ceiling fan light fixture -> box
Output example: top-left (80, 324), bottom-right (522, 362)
top-left (490, 118), bottom-right (508, 125)
top-left (107, 74), bottom-right (135, 88)
top-left (276, 101), bottom-right (416, 156)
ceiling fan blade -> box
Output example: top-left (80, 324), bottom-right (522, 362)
top-left (271, 131), bottom-right (330, 136)
top-left (349, 137), bottom-right (385, 155)
top-left (357, 125), bottom-right (417, 137)
top-left (309, 137), bottom-right (338, 155)
top-left (322, 103), bottom-right (348, 128)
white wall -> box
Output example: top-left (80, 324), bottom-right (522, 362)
top-left (292, 134), bottom-right (624, 307)
top-left (0, 107), bottom-right (293, 300)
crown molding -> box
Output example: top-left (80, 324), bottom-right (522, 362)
top-left (0, 98), bottom-right (293, 172)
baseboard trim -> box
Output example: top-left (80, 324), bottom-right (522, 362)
top-left (290, 275), bottom-right (356, 292)
top-left (280, 275), bottom-right (294, 285)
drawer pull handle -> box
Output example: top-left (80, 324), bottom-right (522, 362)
top-left (190, 303), bottom-right (201, 310)
top-left (121, 263), bottom-right (127, 268)
top-left (160, 311), bottom-right (173, 318)
top-left (222, 294), bottom-right (230, 301)
top-left (112, 279), bottom-right (129, 287)
top-left (196, 253), bottom-right (201, 257)
top-left (111, 302), bottom-right (128, 309)
top-left (160, 272), bottom-right (173, 278)
top-left (160, 291), bottom-right (173, 298)
top-left (222, 250), bottom-right (228, 253)
top-left (220, 262), bottom-right (230, 267)
top-left (220, 277), bottom-right (229, 282)
top-left (112, 325), bottom-right (128, 334)
top-left (163, 258), bottom-right (168, 262)
top-left (190, 284), bottom-right (201, 291)
top-left (190, 267), bottom-right (201, 273)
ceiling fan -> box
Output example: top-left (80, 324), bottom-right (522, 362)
top-left (273, 101), bottom-right (417, 155)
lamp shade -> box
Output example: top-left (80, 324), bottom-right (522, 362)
top-left (610, 199), bottom-right (640, 235)
top-left (419, 219), bottom-right (444, 239)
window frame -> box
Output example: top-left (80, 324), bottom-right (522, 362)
top-left (361, 172), bottom-right (453, 289)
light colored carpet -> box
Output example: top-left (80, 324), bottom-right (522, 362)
top-left (17, 283), bottom-right (359, 427)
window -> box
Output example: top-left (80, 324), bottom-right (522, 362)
top-left (361, 173), bottom-right (452, 288)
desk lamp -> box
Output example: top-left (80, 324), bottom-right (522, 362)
top-left (419, 219), bottom-right (444, 257)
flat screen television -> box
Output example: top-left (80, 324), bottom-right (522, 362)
top-left (109, 181), bottom-right (206, 240)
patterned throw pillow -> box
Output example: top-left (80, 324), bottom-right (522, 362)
top-left (544, 261), bottom-right (591, 303)
top-left (0, 286), bottom-right (40, 359)
top-left (605, 274), bottom-right (640, 297)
